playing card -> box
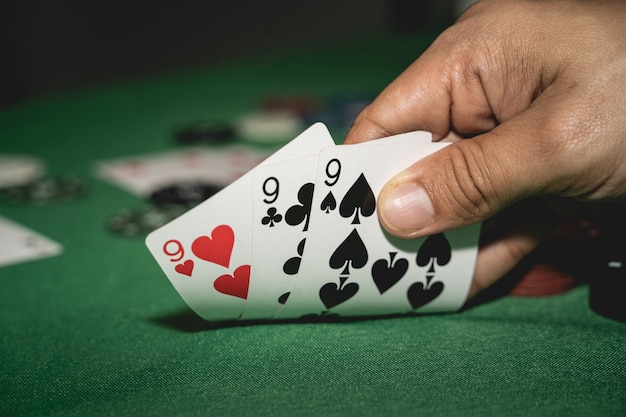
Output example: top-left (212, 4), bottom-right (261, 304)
top-left (95, 146), bottom-right (271, 196)
top-left (0, 215), bottom-right (63, 268)
top-left (276, 141), bottom-right (481, 319)
top-left (145, 123), bottom-right (334, 321)
top-left (242, 153), bottom-right (323, 319)
top-left (242, 130), bottom-right (434, 319)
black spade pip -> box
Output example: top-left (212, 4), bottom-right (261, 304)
top-left (329, 229), bottom-right (368, 275)
top-left (319, 278), bottom-right (359, 309)
top-left (407, 281), bottom-right (444, 309)
top-left (416, 233), bottom-right (451, 284)
top-left (339, 173), bottom-right (375, 224)
top-left (371, 252), bottom-right (409, 294)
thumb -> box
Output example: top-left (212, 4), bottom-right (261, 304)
top-left (377, 115), bottom-right (557, 238)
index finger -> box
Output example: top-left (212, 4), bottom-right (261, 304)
top-left (344, 20), bottom-right (503, 144)
top-left (344, 44), bottom-right (454, 144)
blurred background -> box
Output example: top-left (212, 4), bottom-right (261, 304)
top-left (0, 0), bottom-right (477, 108)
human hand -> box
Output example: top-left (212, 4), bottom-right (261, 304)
top-left (344, 0), bottom-right (626, 298)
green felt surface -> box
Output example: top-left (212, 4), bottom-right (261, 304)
top-left (1, 32), bottom-right (625, 417)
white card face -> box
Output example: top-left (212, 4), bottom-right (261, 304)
top-left (242, 132), bottom-right (432, 320)
top-left (0, 216), bottom-right (63, 268)
top-left (145, 123), bottom-right (334, 321)
top-left (95, 146), bottom-right (271, 196)
top-left (242, 153), bottom-right (323, 320)
top-left (276, 141), bottom-right (480, 319)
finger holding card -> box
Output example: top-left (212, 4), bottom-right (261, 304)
top-left (144, 124), bottom-right (480, 322)
top-left (277, 141), bottom-right (481, 319)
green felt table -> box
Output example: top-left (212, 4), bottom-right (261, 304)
top-left (1, 32), bottom-right (625, 417)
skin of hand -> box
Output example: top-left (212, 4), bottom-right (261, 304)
top-left (344, 0), bottom-right (626, 298)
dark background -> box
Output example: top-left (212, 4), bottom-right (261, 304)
top-left (0, 0), bottom-right (468, 108)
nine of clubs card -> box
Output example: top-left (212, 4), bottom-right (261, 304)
top-left (243, 153), bottom-right (320, 319)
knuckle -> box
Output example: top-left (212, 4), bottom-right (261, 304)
top-left (356, 107), bottom-right (394, 139)
top-left (524, 105), bottom-right (599, 194)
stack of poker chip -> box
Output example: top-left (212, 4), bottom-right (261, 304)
top-left (508, 220), bottom-right (597, 297)
top-left (0, 154), bottom-right (87, 204)
top-left (588, 218), bottom-right (626, 322)
top-left (106, 205), bottom-right (188, 237)
top-left (106, 182), bottom-right (222, 237)
top-left (234, 111), bottom-right (305, 144)
top-left (233, 95), bottom-right (320, 145)
top-left (174, 122), bottom-right (236, 145)
top-left (0, 154), bottom-right (46, 189)
top-left (173, 92), bottom-right (374, 147)
top-left (508, 262), bottom-right (578, 297)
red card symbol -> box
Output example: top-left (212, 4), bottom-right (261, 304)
top-left (214, 265), bottom-right (250, 299)
top-left (175, 259), bottom-right (194, 276)
top-left (191, 225), bottom-right (234, 268)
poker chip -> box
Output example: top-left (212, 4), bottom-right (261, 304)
top-left (1, 175), bottom-right (87, 204)
top-left (260, 95), bottom-right (318, 118)
top-left (508, 263), bottom-right (577, 297)
top-left (305, 93), bottom-right (375, 131)
top-left (0, 154), bottom-right (45, 188)
top-left (589, 233), bottom-right (626, 323)
top-left (174, 121), bottom-right (236, 145)
top-left (106, 206), bottom-right (187, 237)
top-left (590, 259), bottom-right (626, 322)
top-left (235, 111), bottom-right (303, 144)
top-left (149, 182), bottom-right (222, 207)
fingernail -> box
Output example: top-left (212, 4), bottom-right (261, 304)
top-left (380, 182), bottom-right (434, 233)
